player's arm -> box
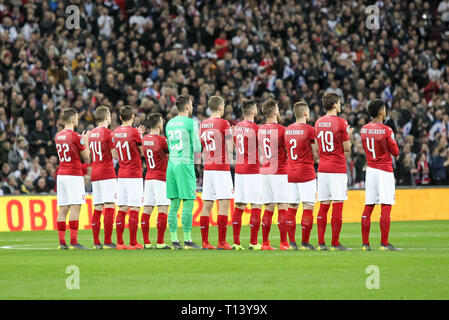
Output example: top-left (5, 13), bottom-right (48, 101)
top-left (192, 121), bottom-right (202, 153)
top-left (81, 131), bottom-right (90, 163)
top-left (312, 141), bottom-right (319, 163)
top-left (386, 129), bottom-right (400, 157)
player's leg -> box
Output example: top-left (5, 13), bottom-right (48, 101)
top-left (141, 205), bottom-right (154, 248)
top-left (273, 175), bottom-right (290, 250)
top-left (261, 203), bottom-right (275, 250)
top-left (287, 204), bottom-right (299, 249)
top-left (124, 178), bottom-right (143, 249)
top-left (217, 199), bottom-right (232, 249)
top-left (278, 203), bottom-right (290, 250)
top-left (91, 180), bottom-right (103, 248)
top-left (66, 175), bottom-right (88, 249)
top-left (329, 173), bottom-right (350, 251)
top-left (177, 164), bottom-right (200, 249)
top-left (103, 202), bottom-right (116, 248)
top-left (379, 170), bottom-right (400, 251)
top-left (68, 204), bottom-right (87, 249)
top-left (57, 205), bottom-right (70, 249)
top-left (92, 203), bottom-right (104, 248)
top-left (215, 171), bottom-right (233, 249)
top-left (300, 203), bottom-right (315, 250)
top-left (233, 174), bottom-right (246, 248)
top-left (56, 175), bottom-right (70, 249)
top-left (116, 178), bottom-right (128, 249)
top-left (156, 205), bottom-right (170, 249)
top-left (168, 198), bottom-right (181, 247)
top-left (142, 180), bottom-right (155, 248)
top-left (200, 170), bottom-right (215, 248)
top-left (362, 167), bottom-right (377, 250)
top-left (201, 200), bottom-right (215, 248)
top-left (317, 173), bottom-right (331, 250)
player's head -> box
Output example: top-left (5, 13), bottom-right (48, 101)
top-left (293, 101), bottom-right (310, 121)
top-left (94, 106), bottom-right (111, 126)
top-left (176, 94), bottom-right (193, 116)
top-left (262, 99), bottom-right (280, 122)
top-left (62, 108), bottom-right (79, 128)
top-left (208, 96), bottom-right (225, 116)
top-left (322, 93), bottom-right (341, 113)
top-left (119, 105), bottom-right (135, 123)
top-left (147, 113), bottom-right (163, 132)
top-left (242, 99), bottom-right (258, 117)
top-left (368, 99), bottom-right (387, 121)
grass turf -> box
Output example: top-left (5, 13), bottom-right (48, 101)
top-left (0, 220), bottom-right (449, 300)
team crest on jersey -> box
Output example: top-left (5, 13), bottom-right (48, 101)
top-left (80, 138), bottom-right (85, 146)
top-left (391, 132), bottom-right (395, 139)
top-left (346, 126), bottom-right (350, 134)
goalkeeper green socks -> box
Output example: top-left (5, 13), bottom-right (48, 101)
top-left (168, 198), bottom-right (181, 242)
top-left (182, 200), bottom-right (194, 240)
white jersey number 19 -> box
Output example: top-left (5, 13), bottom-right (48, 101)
top-left (317, 131), bottom-right (334, 152)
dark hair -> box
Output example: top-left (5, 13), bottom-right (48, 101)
top-left (62, 108), bottom-right (77, 123)
top-left (147, 113), bottom-right (162, 129)
top-left (262, 99), bottom-right (278, 117)
top-left (368, 99), bottom-right (386, 118)
top-left (94, 106), bottom-right (110, 122)
top-left (208, 96), bottom-right (224, 112)
top-left (119, 105), bottom-right (134, 121)
top-left (293, 101), bottom-right (309, 119)
top-left (322, 93), bottom-right (340, 111)
top-left (241, 99), bottom-right (257, 116)
top-left (176, 94), bottom-right (191, 112)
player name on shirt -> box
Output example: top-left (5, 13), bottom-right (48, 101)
top-left (143, 140), bottom-right (154, 146)
top-left (286, 129), bottom-right (304, 135)
top-left (318, 122), bottom-right (332, 127)
top-left (360, 128), bottom-right (386, 135)
top-left (114, 132), bottom-right (128, 138)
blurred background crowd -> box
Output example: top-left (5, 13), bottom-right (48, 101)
top-left (1, 0), bottom-right (449, 195)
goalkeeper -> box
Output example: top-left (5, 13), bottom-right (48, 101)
top-left (166, 95), bottom-right (202, 249)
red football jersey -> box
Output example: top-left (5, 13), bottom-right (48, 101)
top-left (142, 134), bottom-right (168, 181)
top-left (258, 123), bottom-right (288, 175)
top-left (112, 126), bottom-right (142, 179)
top-left (361, 122), bottom-right (399, 172)
top-left (233, 120), bottom-right (260, 174)
top-left (55, 129), bottom-right (86, 176)
top-left (285, 123), bottom-right (316, 183)
top-left (89, 126), bottom-right (116, 182)
top-left (314, 115), bottom-right (349, 174)
top-left (200, 118), bottom-right (231, 171)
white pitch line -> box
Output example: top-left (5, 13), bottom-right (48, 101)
top-left (0, 245), bottom-right (53, 250)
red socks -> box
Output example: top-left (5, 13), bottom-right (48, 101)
top-left (103, 208), bottom-right (115, 245)
top-left (157, 212), bottom-right (167, 244)
top-left (128, 210), bottom-right (139, 246)
top-left (317, 203), bottom-right (330, 245)
top-left (301, 209), bottom-right (313, 244)
top-left (200, 216), bottom-right (210, 244)
top-left (277, 209), bottom-right (288, 244)
top-left (141, 213), bottom-right (151, 244)
top-left (232, 208), bottom-right (244, 245)
top-left (262, 210), bottom-right (274, 244)
top-left (361, 204), bottom-right (375, 245)
top-left (217, 215), bottom-right (228, 244)
top-left (116, 210), bottom-right (127, 245)
top-left (249, 208), bottom-right (261, 245)
top-left (57, 221), bottom-right (66, 245)
top-left (331, 202), bottom-right (343, 246)
top-left (287, 208), bottom-right (297, 243)
top-left (380, 204), bottom-right (391, 246)
top-left (92, 209), bottom-right (102, 245)
top-left (69, 220), bottom-right (79, 245)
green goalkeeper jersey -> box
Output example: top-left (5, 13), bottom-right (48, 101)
top-left (165, 115), bottom-right (201, 200)
top-left (166, 115), bottom-right (202, 164)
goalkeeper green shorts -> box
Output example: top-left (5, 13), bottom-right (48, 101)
top-left (166, 163), bottom-right (197, 200)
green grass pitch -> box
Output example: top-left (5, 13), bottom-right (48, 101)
top-left (1, 220), bottom-right (449, 300)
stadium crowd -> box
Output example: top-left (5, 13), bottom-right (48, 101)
top-left (1, 0), bottom-right (449, 195)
